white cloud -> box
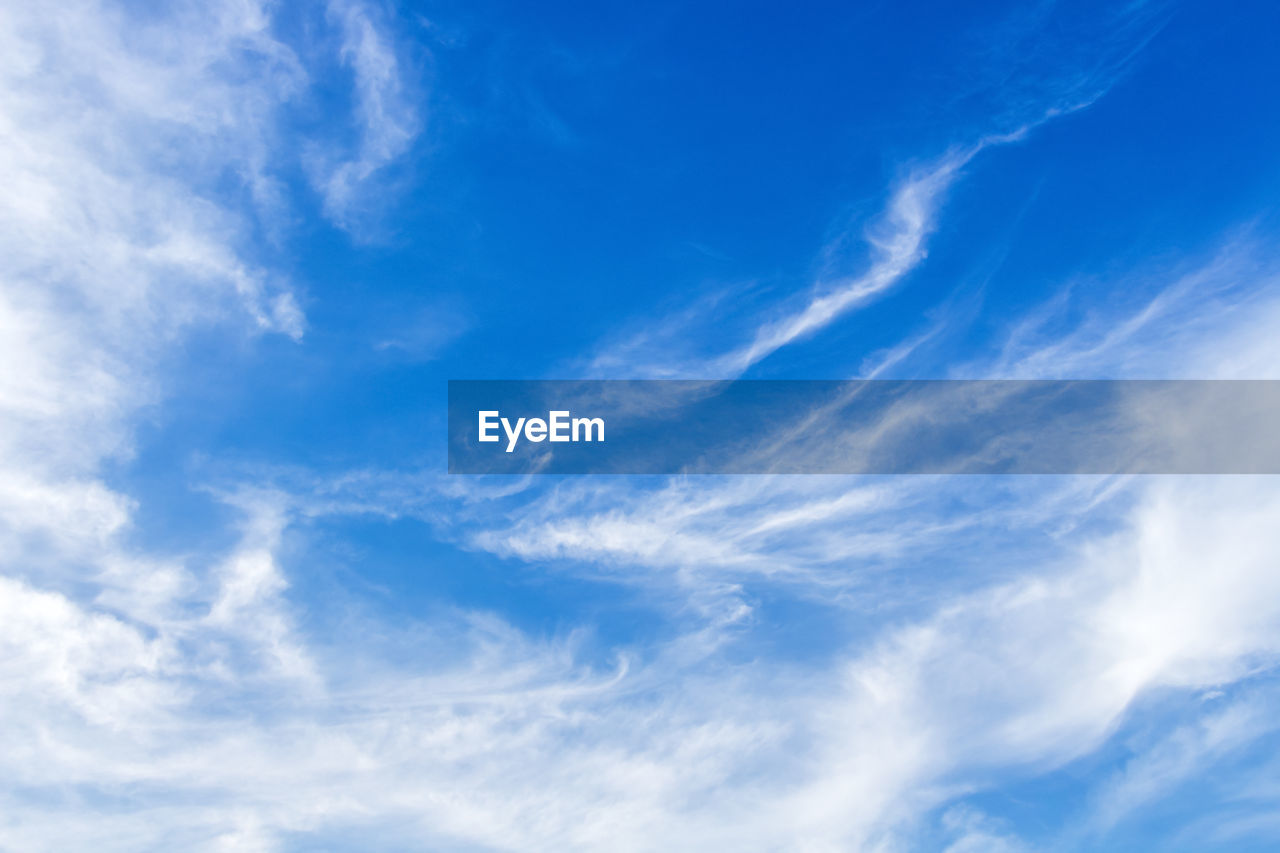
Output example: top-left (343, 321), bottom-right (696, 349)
top-left (311, 0), bottom-right (422, 232)
top-left (0, 0), bottom-right (312, 479)
top-left (4, 2), bottom-right (1280, 851)
top-left (436, 235), bottom-right (1280, 847)
top-left (583, 144), bottom-right (989, 379)
top-left (970, 237), bottom-right (1280, 379)
top-left (1086, 688), bottom-right (1280, 834)
top-left (581, 6), bottom-right (1156, 382)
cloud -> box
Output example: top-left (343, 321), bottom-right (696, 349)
top-left (968, 236), bottom-right (1280, 379)
top-left (583, 144), bottom-right (992, 378)
top-left (4, 1), bottom-right (1280, 851)
top-left (715, 148), bottom-right (974, 375)
top-left (11, 460), bottom-right (1280, 851)
top-left (0, 0), bottom-right (317, 485)
top-left (1086, 688), bottom-right (1280, 835)
top-left (432, 232), bottom-right (1280, 846)
top-left (310, 0), bottom-right (423, 233)
top-left (580, 0), bottom-right (1164, 381)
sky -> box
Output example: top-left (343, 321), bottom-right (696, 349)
top-left (3, 0), bottom-right (1280, 850)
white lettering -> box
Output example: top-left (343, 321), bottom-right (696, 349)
top-left (481, 411), bottom-right (604, 451)
top-left (549, 411), bottom-right (570, 442)
top-left (502, 416), bottom-right (526, 452)
top-left (478, 411), bottom-right (499, 442)
top-left (572, 417), bottom-right (605, 442)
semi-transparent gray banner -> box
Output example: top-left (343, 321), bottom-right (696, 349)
top-left (447, 380), bottom-right (1280, 474)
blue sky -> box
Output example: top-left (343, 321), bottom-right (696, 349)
top-left (4, 0), bottom-right (1280, 850)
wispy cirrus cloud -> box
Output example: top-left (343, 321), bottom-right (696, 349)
top-left (0, 0), bottom-right (308, 482)
top-left (968, 236), bottom-right (1280, 379)
top-left (584, 142), bottom-right (1002, 378)
top-left (584, 3), bottom-right (1162, 380)
top-left (0, 1), bottom-right (427, 848)
top-left (6, 1), bottom-right (1280, 852)
top-left (310, 0), bottom-right (423, 233)
top-left (424, 228), bottom-right (1280, 847)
